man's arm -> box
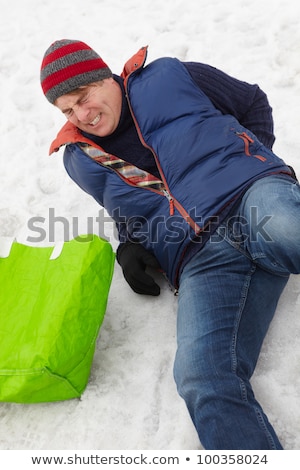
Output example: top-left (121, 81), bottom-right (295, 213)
top-left (183, 62), bottom-right (275, 149)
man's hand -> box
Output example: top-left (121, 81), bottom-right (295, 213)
top-left (116, 242), bottom-right (161, 296)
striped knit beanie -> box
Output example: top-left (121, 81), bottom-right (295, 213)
top-left (40, 39), bottom-right (113, 104)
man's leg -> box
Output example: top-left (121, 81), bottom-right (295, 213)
top-left (174, 232), bottom-right (288, 449)
top-left (231, 175), bottom-right (300, 275)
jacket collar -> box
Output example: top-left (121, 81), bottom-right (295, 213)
top-left (120, 46), bottom-right (148, 82)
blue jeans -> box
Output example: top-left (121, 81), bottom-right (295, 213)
top-left (174, 175), bottom-right (300, 449)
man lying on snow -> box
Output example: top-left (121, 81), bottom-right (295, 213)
top-left (40, 39), bottom-right (299, 450)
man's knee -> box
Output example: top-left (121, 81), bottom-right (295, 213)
top-left (174, 343), bottom-right (220, 400)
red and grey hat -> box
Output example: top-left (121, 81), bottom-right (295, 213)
top-left (40, 39), bottom-right (113, 104)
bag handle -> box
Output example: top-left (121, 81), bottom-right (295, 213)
top-left (0, 237), bottom-right (15, 258)
top-left (50, 241), bottom-right (64, 260)
top-left (0, 237), bottom-right (64, 260)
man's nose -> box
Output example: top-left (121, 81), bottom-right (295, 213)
top-left (74, 104), bottom-right (90, 123)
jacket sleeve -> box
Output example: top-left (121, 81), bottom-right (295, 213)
top-left (183, 62), bottom-right (275, 149)
top-left (63, 144), bottom-right (135, 244)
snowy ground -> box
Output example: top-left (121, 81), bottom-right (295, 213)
top-left (0, 0), bottom-right (300, 450)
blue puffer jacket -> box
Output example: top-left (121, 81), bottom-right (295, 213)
top-left (50, 51), bottom-right (291, 287)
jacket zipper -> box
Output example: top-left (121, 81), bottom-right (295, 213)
top-left (82, 142), bottom-right (178, 218)
top-left (124, 84), bottom-right (202, 234)
top-left (163, 189), bottom-right (174, 216)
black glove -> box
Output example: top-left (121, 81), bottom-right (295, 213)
top-left (116, 242), bottom-right (161, 296)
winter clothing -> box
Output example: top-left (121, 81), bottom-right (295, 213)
top-left (44, 42), bottom-right (300, 450)
top-left (40, 39), bottom-right (112, 104)
top-left (49, 47), bottom-right (291, 287)
top-left (185, 62), bottom-right (276, 149)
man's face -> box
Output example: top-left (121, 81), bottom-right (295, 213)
top-left (55, 78), bottom-right (122, 137)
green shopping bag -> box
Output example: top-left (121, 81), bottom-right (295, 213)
top-left (0, 235), bottom-right (115, 403)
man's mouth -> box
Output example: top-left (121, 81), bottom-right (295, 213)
top-left (89, 114), bottom-right (101, 126)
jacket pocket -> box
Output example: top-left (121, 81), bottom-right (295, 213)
top-left (236, 131), bottom-right (267, 162)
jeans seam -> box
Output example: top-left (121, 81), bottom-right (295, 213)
top-left (221, 230), bottom-right (290, 279)
top-left (230, 264), bottom-right (256, 399)
top-left (254, 406), bottom-right (277, 450)
top-left (218, 224), bottom-right (265, 262)
top-left (231, 265), bottom-right (279, 450)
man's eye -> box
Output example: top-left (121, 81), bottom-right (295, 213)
top-left (64, 109), bottom-right (73, 118)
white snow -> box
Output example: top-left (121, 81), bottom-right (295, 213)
top-left (0, 0), bottom-right (300, 451)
